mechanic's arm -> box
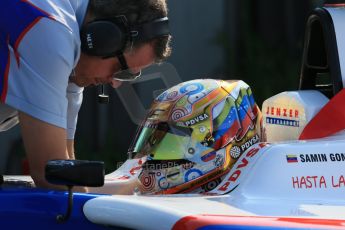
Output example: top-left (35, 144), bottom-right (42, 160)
top-left (19, 112), bottom-right (68, 189)
top-left (19, 112), bottom-right (86, 192)
top-left (66, 82), bottom-right (83, 160)
top-left (67, 140), bottom-right (75, 159)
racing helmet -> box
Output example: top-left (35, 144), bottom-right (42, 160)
top-left (130, 79), bottom-right (261, 194)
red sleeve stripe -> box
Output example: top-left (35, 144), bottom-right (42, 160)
top-left (1, 36), bottom-right (11, 102)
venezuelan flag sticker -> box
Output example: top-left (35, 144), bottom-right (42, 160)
top-left (286, 154), bottom-right (298, 163)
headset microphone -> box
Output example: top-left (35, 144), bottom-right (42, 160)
top-left (98, 85), bottom-right (109, 104)
top-left (80, 16), bottom-right (170, 104)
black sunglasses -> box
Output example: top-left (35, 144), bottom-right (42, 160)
top-left (113, 53), bottom-right (141, 81)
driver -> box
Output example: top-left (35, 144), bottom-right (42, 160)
top-left (0, 0), bottom-right (171, 191)
top-left (129, 79), bottom-right (262, 194)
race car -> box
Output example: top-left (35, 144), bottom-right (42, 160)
top-left (1, 1), bottom-right (345, 230)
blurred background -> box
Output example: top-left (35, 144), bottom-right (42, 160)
top-left (1, 0), bottom-right (324, 174)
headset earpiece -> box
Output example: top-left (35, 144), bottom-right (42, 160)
top-left (80, 16), bottom-right (170, 58)
top-left (132, 17), bottom-right (170, 42)
top-left (80, 18), bottom-right (127, 57)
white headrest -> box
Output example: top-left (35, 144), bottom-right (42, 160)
top-left (262, 90), bottom-right (329, 142)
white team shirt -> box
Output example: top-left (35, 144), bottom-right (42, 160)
top-left (0, 0), bottom-right (89, 139)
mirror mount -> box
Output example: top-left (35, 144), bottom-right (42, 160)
top-left (45, 160), bottom-right (104, 223)
top-left (56, 185), bottom-right (73, 223)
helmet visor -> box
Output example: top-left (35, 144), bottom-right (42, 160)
top-left (130, 122), bottom-right (193, 160)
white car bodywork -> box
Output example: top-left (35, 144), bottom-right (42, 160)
top-left (82, 5), bottom-right (345, 230)
top-left (84, 138), bottom-right (345, 229)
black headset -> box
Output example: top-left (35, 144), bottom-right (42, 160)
top-left (80, 16), bottom-right (170, 58)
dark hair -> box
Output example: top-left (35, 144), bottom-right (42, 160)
top-left (88, 0), bottom-right (172, 63)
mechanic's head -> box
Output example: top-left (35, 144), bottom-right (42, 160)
top-left (71, 0), bottom-right (171, 87)
top-left (130, 79), bottom-right (261, 194)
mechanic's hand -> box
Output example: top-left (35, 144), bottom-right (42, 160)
top-left (73, 186), bottom-right (89, 193)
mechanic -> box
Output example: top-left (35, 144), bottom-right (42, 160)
top-left (0, 0), bottom-right (171, 191)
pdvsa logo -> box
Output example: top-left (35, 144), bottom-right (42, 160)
top-left (218, 143), bottom-right (267, 192)
top-left (185, 113), bottom-right (209, 126)
top-left (230, 134), bottom-right (260, 159)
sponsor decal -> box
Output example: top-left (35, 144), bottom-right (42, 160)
top-left (292, 175), bottom-right (345, 189)
top-left (216, 143), bottom-right (267, 193)
top-left (292, 176), bottom-right (327, 189)
top-left (184, 169), bottom-right (203, 182)
top-left (186, 168), bottom-right (225, 192)
top-left (332, 175), bottom-right (345, 188)
top-left (330, 153), bottom-right (345, 161)
top-left (286, 154), bottom-right (298, 163)
top-left (214, 154), bottom-right (224, 167)
top-left (158, 177), bottom-right (169, 189)
top-left (185, 113), bottom-right (209, 126)
top-left (230, 134), bottom-right (259, 159)
top-left (265, 106), bottom-right (299, 118)
top-left (201, 151), bottom-right (216, 162)
top-left (300, 154), bottom-right (327, 162)
top-left (266, 117), bottom-right (299, 127)
top-left (295, 153), bottom-right (345, 163)
top-left (230, 146), bottom-right (241, 159)
top-left (241, 134), bottom-right (259, 151)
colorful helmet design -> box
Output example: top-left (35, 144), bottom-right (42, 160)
top-left (130, 79), bottom-right (261, 194)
